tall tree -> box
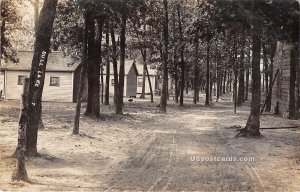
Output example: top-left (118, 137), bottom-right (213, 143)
top-left (237, 33), bottom-right (246, 106)
top-left (25, 0), bottom-right (58, 156)
top-left (160, 0), bottom-right (169, 113)
top-left (73, 11), bottom-right (87, 135)
top-left (84, 7), bottom-right (100, 118)
top-left (237, 13), bottom-right (262, 137)
top-left (177, 3), bottom-right (185, 106)
top-left (104, 22), bottom-right (110, 105)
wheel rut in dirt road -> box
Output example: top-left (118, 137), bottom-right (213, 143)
top-left (103, 118), bottom-right (180, 191)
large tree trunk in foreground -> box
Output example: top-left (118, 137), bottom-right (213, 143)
top-left (237, 19), bottom-right (262, 137)
top-left (25, 0), bottom-right (57, 156)
top-left (73, 11), bottom-right (88, 135)
top-left (12, 78), bottom-right (30, 182)
top-left (160, 0), bottom-right (169, 113)
top-left (104, 23), bottom-right (110, 106)
top-left (34, 0), bottom-right (44, 131)
top-left (84, 11), bottom-right (100, 118)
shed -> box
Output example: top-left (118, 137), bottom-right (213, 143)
top-left (102, 60), bottom-right (139, 97)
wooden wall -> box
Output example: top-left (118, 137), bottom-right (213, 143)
top-left (126, 65), bottom-right (137, 97)
top-left (5, 70), bottom-right (74, 102)
top-left (136, 75), bottom-right (156, 94)
top-left (271, 41), bottom-right (292, 116)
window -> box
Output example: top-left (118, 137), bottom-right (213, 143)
top-left (138, 78), bottom-right (143, 87)
top-left (50, 77), bottom-right (60, 87)
top-left (111, 79), bottom-right (114, 86)
top-left (17, 75), bottom-right (27, 85)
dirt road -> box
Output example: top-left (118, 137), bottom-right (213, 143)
top-left (0, 96), bottom-right (300, 191)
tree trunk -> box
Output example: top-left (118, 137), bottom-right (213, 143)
top-left (262, 43), bottom-right (269, 98)
top-left (209, 77), bottom-right (213, 101)
top-left (116, 11), bottom-right (127, 115)
top-left (245, 46), bottom-right (251, 101)
top-left (234, 69), bottom-right (238, 113)
top-left (84, 11), bottom-right (100, 118)
top-left (237, 18), bottom-right (262, 137)
top-left (265, 43), bottom-right (276, 112)
top-left (34, 0), bottom-right (39, 32)
top-left (110, 25), bottom-right (119, 108)
top-left (140, 50), bottom-right (146, 99)
top-left (223, 69), bottom-right (226, 94)
top-left (185, 78), bottom-right (189, 94)
top-left (73, 11), bottom-right (88, 134)
top-left (12, 78), bottom-right (30, 182)
top-left (174, 76), bottom-right (179, 103)
top-left (237, 35), bottom-right (246, 106)
top-left (205, 39), bottom-right (210, 106)
top-left (101, 67), bottom-right (104, 104)
top-left (289, 43), bottom-right (298, 119)
top-left (25, 0), bottom-right (57, 156)
top-left (160, 0), bottom-right (169, 113)
top-left (141, 49), bottom-right (153, 102)
top-left (84, 12), bottom-right (95, 116)
top-left (177, 4), bottom-right (184, 106)
top-left (104, 23), bottom-right (110, 105)
top-left (34, 0), bottom-right (45, 131)
top-left (219, 72), bottom-right (223, 97)
top-left (193, 34), bottom-right (199, 104)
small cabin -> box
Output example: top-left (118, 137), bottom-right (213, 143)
top-left (0, 51), bottom-right (80, 102)
top-left (271, 41), bottom-right (300, 118)
top-left (102, 60), bottom-right (139, 98)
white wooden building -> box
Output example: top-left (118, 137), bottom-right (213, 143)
top-left (0, 51), bottom-right (80, 102)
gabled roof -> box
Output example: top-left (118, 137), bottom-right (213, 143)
top-left (103, 60), bottom-right (157, 76)
top-left (0, 51), bottom-right (80, 72)
top-left (104, 60), bottom-right (139, 75)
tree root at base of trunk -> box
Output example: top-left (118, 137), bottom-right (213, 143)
top-left (235, 128), bottom-right (263, 138)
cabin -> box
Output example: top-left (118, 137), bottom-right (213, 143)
top-left (0, 51), bottom-right (80, 102)
top-left (271, 41), bottom-right (300, 118)
top-left (101, 60), bottom-right (139, 98)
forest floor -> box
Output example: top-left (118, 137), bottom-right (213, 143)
top-left (0, 93), bottom-right (300, 191)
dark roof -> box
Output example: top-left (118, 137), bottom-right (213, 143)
top-left (0, 51), bottom-right (80, 72)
